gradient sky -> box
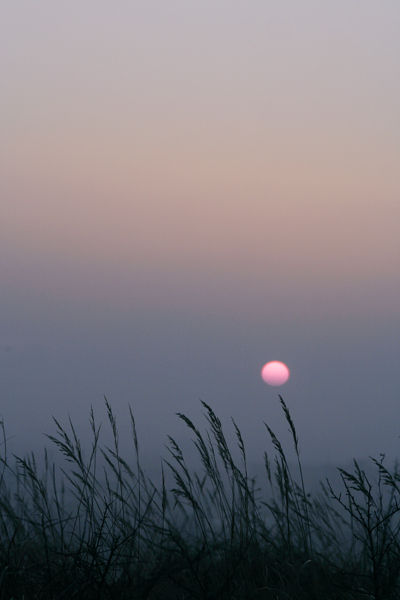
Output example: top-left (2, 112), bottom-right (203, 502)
top-left (1, 1), bottom-right (399, 472)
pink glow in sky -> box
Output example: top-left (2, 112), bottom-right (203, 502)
top-left (261, 361), bottom-right (290, 386)
top-left (1, 2), bottom-right (399, 322)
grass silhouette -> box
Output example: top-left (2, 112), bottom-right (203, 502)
top-left (0, 396), bottom-right (400, 599)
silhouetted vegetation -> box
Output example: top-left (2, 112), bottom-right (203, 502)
top-left (1, 396), bottom-right (400, 599)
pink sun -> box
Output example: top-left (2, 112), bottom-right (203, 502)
top-left (261, 361), bottom-right (290, 386)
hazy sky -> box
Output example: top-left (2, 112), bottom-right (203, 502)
top-left (1, 1), bottom-right (399, 470)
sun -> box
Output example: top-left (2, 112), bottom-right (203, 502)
top-left (261, 361), bottom-right (290, 386)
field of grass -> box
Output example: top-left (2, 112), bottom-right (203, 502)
top-left (1, 396), bottom-right (400, 599)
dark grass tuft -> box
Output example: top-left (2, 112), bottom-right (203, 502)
top-left (0, 398), bottom-right (400, 599)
